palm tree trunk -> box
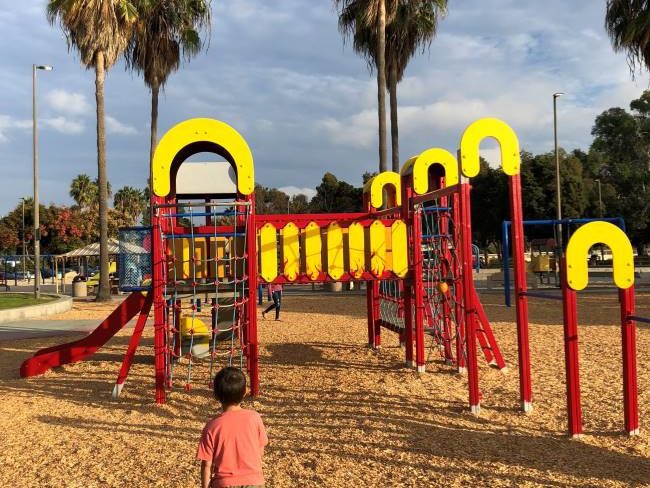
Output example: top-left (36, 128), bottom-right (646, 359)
top-left (96, 51), bottom-right (110, 302)
top-left (149, 79), bottom-right (159, 168)
top-left (376, 0), bottom-right (387, 173)
top-left (149, 79), bottom-right (159, 226)
top-left (388, 62), bottom-right (399, 172)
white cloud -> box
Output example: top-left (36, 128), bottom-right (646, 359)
top-left (0, 114), bottom-right (31, 142)
top-left (278, 186), bottom-right (317, 200)
top-left (106, 116), bottom-right (137, 135)
top-left (46, 89), bottom-right (90, 116)
top-left (42, 116), bottom-right (84, 134)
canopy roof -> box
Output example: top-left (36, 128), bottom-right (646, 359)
top-left (57, 238), bottom-right (120, 258)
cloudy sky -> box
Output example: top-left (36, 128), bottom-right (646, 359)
top-left (0, 0), bottom-right (647, 214)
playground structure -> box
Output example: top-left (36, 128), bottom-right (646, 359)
top-left (19, 116), bottom-right (643, 437)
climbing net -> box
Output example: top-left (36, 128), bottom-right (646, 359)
top-left (156, 201), bottom-right (251, 391)
top-left (419, 199), bottom-right (466, 367)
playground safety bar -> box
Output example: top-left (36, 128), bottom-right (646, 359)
top-left (163, 233), bottom-right (246, 239)
top-left (165, 211), bottom-right (239, 218)
top-left (502, 217), bottom-right (626, 307)
top-left (628, 315), bottom-right (650, 324)
top-left (411, 184), bottom-right (460, 205)
top-left (154, 201), bottom-right (251, 208)
top-left (521, 291), bottom-right (563, 301)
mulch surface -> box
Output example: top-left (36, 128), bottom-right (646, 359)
top-left (1, 291), bottom-right (649, 487)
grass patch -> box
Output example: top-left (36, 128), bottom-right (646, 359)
top-left (0, 293), bottom-right (54, 310)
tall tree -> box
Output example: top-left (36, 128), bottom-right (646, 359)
top-left (341, 0), bottom-right (447, 171)
top-left (47, 0), bottom-right (137, 301)
top-left (126, 0), bottom-right (210, 169)
top-left (114, 186), bottom-right (147, 226)
top-left (69, 174), bottom-right (97, 209)
top-left (336, 0), bottom-right (397, 172)
top-left (606, 1), bottom-right (650, 74)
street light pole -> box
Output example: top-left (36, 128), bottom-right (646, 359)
top-left (21, 197), bottom-right (26, 278)
top-left (32, 64), bottom-right (53, 299)
top-left (595, 178), bottom-right (603, 218)
top-left (553, 92), bottom-right (564, 254)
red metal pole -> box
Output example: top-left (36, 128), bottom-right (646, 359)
top-left (561, 258), bottom-right (582, 438)
top-left (412, 202), bottom-right (426, 373)
top-left (459, 180), bottom-right (480, 414)
top-left (508, 174), bottom-right (532, 412)
top-left (152, 195), bottom-right (167, 404)
top-left (401, 176), bottom-right (414, 367)
top-left (452, 192), bottom-right (465, 373)
top-left (619, 286), bottom-right (639, 436)
top-left (113, 293), bottom-right (153, 397)
top-left (246, 194), bottom-right (259, 396)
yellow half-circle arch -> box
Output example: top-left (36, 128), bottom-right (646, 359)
top-left (363, 171), bottom-right (401, 209)
top-left (459, 117), bottom-right (520, 178)
top-left (400, 148), bottom-right (459, 194)
top-left (152, 118), bottom-right (254, 197)
top-left (565, 221), bottom-right (634, 291)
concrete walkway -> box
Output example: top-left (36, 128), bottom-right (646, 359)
top-left (0, 319), bottom-right (100, 341)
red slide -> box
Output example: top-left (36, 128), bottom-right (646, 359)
top-left (20, 291), bottom-right (147, 378)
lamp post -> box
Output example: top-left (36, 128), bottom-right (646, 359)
top-left (33, 64), bottom-right (53, 299)
top-left (553, 92), bottom-right (564, 253)
top-left (595, 178), bottom-right (603, 218)
top-left (21, 197), bottom-right (26, 278)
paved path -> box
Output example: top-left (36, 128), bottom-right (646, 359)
top-left (0, 319), bottom-right (101, 341)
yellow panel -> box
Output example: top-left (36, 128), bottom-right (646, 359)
top-left (348, 222), bottom-right (365, 278)
top-left (327, 222), bottom-right (345, 280)
top-left (152, 118), bottom-right (254, 197)
top-left (565, 221), bottom-right (634, 291)
top-left (304, 222), bottom-right (322, 280)
top-left (459, 118), bottom-right (520, 178)
top-left (209, 238), bottom-right (227, 278)
top-left (259, 223), bottom-right (278, 283)
top-left (391, 220), bottom-right (408, 278)
top-left (400, 148), bottom-right (459, 194)
top-left (362, 171), bottom-right (402, 209)
top-left (369, 220), bottom-right (387, 277)
top-left (282, 222), bottom-right (300, 281)
top-left (179, 316), bottom-right (210, 337)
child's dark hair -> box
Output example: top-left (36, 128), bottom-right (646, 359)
top-left (213, 367), bottom-right (246, 406)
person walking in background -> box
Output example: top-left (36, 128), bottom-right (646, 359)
top-left (262, 283), bottom-right (283, 321)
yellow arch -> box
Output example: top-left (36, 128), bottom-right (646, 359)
top-left (459, 117), bottom-right (520, 178)
top-left (400, 148), bottom-right (459, 194)
top-left (152, 118), bottom-right (254, 197)
top-left (362, 171), bottom-right (401, 209)
top-left (565, 221), bottom-right (634, 291)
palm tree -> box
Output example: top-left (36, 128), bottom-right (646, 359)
top-left (126, 0), bottom-right (211, 168)
top-left (340, 0), bottom-right (447, 171)
top-left (114, 186), bottom-right (147, 226)
top-left (47, 0), bottom-right (137, 301)
top-left (336, 0), bottom-right (398, 172)
top-left (606, 1), bottom-right (650, 75)
top-left (70, 174), bottom-right (97, 209)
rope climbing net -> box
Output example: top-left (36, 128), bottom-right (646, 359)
top-left (155, 201), bottom-right (252, 391)
top-left (419, 199), bottom-right (466, 368)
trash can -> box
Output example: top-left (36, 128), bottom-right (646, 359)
top-left (72, 275), bottom-right (87, 298)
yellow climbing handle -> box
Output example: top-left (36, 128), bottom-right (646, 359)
top-left (259, 223), bottom-right (278, 283)
top-left (401, 148), bottom-right (459, 194)
top-left (363, 171), bottom-right (402, 209)
top-left (459, 117), bottom-right (520, 178)
top-left (565, 221), bottom-right (635, 291)
top-left (152, 118), bottom-right (254, 197)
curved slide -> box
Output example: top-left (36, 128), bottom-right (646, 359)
top-left (20, 292), bottom-right (147, 378)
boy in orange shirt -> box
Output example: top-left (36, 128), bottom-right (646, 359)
top-left (197, 367), bottom-right (268, 488)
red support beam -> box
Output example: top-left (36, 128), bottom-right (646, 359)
top-left (459, 181), bottom-right (480, 414)
top-left (561, 260), bottom-right (582, 438)
top-left (152, 195), bottom-right (167, 404)
top-left (619, 286), bottom-right (639, 436)
top-left (246, 194), bottom-right (260, 396)
top-left (113, 293), bottom-right (154, 398)
top-left (508, 174), bottom-right (533, 412)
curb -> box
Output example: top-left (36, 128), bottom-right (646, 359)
top-left (0, 293), bottom-right (73, 324)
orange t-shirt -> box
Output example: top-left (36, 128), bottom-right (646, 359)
top-left (197, 409), bottom-right (268, 488)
